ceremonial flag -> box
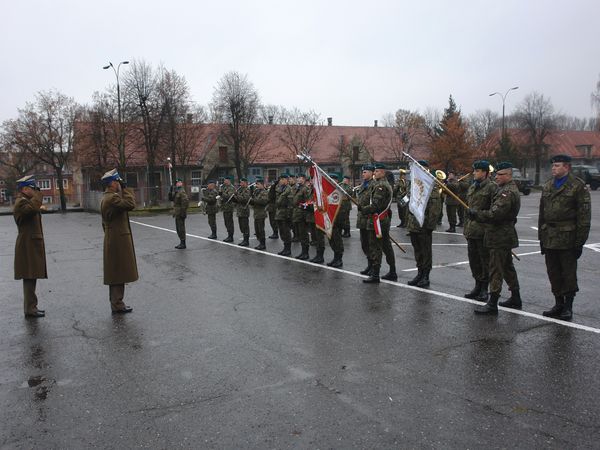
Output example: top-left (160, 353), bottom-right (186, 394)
top-left (409, 161), bottom-right (435, 227)
top-left (309, 165), bottom-right (342, 239)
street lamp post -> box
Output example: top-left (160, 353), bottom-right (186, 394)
top-left (103, 61), bottom-right (129, 175)
top-left (489, 86), bottom-right (519, 140)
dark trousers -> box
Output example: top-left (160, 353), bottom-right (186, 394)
top-left (545, 248), bottom-right (579, 296)
top-left (410, 231), bottom-right (433, 271)
top-left (314, 227), bottom-right (326, 250)
top-left (277, 220), bottom-right (291, 244)
top-left (175, 217), bottom-right (186, 240)
top-left (488, 248), bottom-right (520, 294)
top-left (368, 221), bottom-right (395, 266)
top-left (238, 216), bottom-right (250, 237)
top-left (328, 224), bottom-right (344, 254)
top-left (360, 228), bottom-right (370, 260)
top-left (457, 206), bottom-right (465, 224)
top-left (397, 204), bottom-right (408, 225)
top-left (254, 218), bottom-right (266, 243)
top-left (23, 279), bottom-right (39, 314)
top-left (467, 238), bottom-right (489, 283)
top-left (208, 213), bottom-right (217, 233)
top-left (223, 211), bottom-right (234, 236)
top-left (109, 284), bottom-right (126, 311)
top-left (295, 220), bottom-right (309, 246)
top-left (446, 204), bottom-right (457, 226)
top-left (269, 211), bottom-right (278, 235)
top-left (342, 210), bottom-right (351, 232)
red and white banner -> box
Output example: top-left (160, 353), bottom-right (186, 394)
top-left (309, 165), bottom-right (341, 239)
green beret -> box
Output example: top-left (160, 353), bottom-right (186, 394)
top-left (417, 160), bottom-right (429, 168)
top-left (550, 154), bottom-right (572, 163)
top-left (279, 173), bottom-right (289, 179)
top-left (225, 175), bottom-right (233, 181)
top-left (297, 173), bottom-right (306, 179)
top-left (255, 177), bottom-right (264, 183)
top-left (496, 161), bottom-right (513, 171)
top-left (328, 173), bottom-right (340, 181)
top-left (472, 160), bottom-right (490, 171)
top-left (175, 178), bottom-right (183, 182)
top-left (362, 164), bottom-right (374, 171)
top-left (207, 179), bottom-right (216, 184)
top-left (373, 162), bottom-right (386, 170)
top-left (240, 177), bottom-right (248, 182)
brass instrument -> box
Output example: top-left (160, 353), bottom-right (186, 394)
top-left (435, 170), bottom-right (447, 181)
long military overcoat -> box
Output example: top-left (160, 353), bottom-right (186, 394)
top-left (13, 190), bottom-right (47, 280)
top-left (101, 188), bottom-right (139, 285)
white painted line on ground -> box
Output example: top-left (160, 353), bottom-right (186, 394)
top-left (401, 250), bottom-right (542, 272)
top-left (531, 226), bottom-right (539, 231)
top-left (130, 220), bottom-right (600, 336)
top-left (585, 243), bottom-right (600, 253)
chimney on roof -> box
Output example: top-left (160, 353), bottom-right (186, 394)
top-left (187, 113), bottom-right (193, 123)
top-left (327, 117), bottom-right (332, 126)
top-left (268, 115), bottom-right (274, 125)
top-left (374, 120), bottom-right (378, 128)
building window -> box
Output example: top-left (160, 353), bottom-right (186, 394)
top-left (191, 171), bottom-right (202, 186)
top-left (61, 179), bottom-right (68, 189)
top-left (0, 188), bottom-right (6, 200)
top-left (38, 179), bottom-right (51, 190)
top-left (126, 173), bottom-right (138, 188)
top-left (42, 196), bottom-right (53, 204)
top-left (219, 146), bottom-right (228, 163)
top-left (250, 167), bottom-right (262, 176)
top-left (267, 169), bottom-right (277, 183)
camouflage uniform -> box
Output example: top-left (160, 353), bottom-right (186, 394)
top-left (444, 179), bottom-right (461, 231)
top-left (251, 187), bottom-right (269, 249)
top-left (203, 188), bottom-right (219, 238)
top-left (235, 186), bottom-right (251, 245)
top-left (292, 183), bottom-right (311, 258)
top-left (171, 187), bottom-right (189, 246)
top-left (393, 177), bottom-right (409, 227)
top-left (340, 181), bottom-right (353, 236)
top-left (267, 182), bottom-right (278, 238)
top-left (539, 172), bottom-right (591, 318)
top-left (219, 183), bottom-right (236, 240)
top-left (275, 183), bottom-right (293, 255)
top-left (356, 180), bottom-right (373, 270)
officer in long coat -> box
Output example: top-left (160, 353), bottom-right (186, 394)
top-left (406, 161), bottom-right (442, 288)
top-left (169, 178), bottom-right (189, 249)
top-left (463, 160), bottom-right (496, 302)
top-left (13, 175), bottom-right (47, 318)
top-left (250, 177), bottom-right (269, 250)
top-left (469, 162), bottom-right (521, 315)
top-left (203, 180), bottom-right (219, 239)
top-left (235, 178), bottom-right (251, 246)
top-left (219, 176), bottom-right (236, 242)
top-left (101, 169), bottom-right (138, 314)
top-left (539, 154), bottom-right (591, 321)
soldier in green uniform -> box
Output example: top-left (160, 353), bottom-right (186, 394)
top-left (444, 170), bottom-right (460, 233)
top-left (326, 173), bottom-right (345, 268)
top-left (456, 175), bottom-right (469, 227)
top-left (341, 175), bottom-right (353, 237)
top-left (169, 178), bottom-right (189, 249)
top-left (469, 162), bottom-right (521, 315)
top-left (250, 177), bottom-right (269, 250)
top-left (219, 176), bottom-right (236, 242)
top-left (306, 177), bottom-right (325, 264)
top-left (393, 169), bottom-right (409, 228)
top-left (101, 169), bottom-right (138, 314)
top-left (539, 154), bottom-right (591, 321)
top-left (267, 180), bottom-right (279, 239)
top-left (235, 177), bottom-right (251, 246)
top-left (275, 174), bottom-right (293, 256)
top-left (13, 175), bottom-right (47, 318)
top-left (203, 180), bottom-right (219, 239)
top-left (292, 174), bottom-right (311, 260)
top-left (406, 160), bottom-right (442, 288)
top-left (356, 164), bottom-right (374, 275)
top-left (463, 161), bottom-right (496, 302)
top-left (288, 174), bottom-right (298, 242)
top-left (360, 163), bottom-right (395, 283)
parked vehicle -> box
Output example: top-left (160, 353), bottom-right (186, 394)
top-left (571, 165), bottom-right (600, 190)
top-left (511, 168), bottom-right (534, 195)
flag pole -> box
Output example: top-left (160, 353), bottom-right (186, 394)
top-left (402, 152), bottom-right (520, 261)
top-left (298, 152), bottom-right (406, 253)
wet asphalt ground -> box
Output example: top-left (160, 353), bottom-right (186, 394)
top-left (1, 191), bottom-right (599, 449)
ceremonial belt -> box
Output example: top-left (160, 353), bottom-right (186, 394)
top-left (373, 209), bottom-right (389, 220)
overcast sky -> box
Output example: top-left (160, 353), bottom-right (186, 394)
top-left (1, 0), bottom-right (599, 126)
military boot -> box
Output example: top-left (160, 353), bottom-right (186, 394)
top-left (363, 265), bottom-right (380, 283)
top-left (309, 248), bottom-right (325, 264)
top-left (238, 234), bottom-right (250, 247)
top-left (476, 282), bottom-right (489, 303)
top-left (499, 289), bottom-right (522, 309)
top-left (295, 245), bottom-right (310, 260)
top-left (278, 242), bottom-right (292, 256)
top-left (328, 253), bottom-right (343, 268)
top-left (445, 226), bottom-right (456, 233)
top-left (464, 281), bottom-right (481, 299)
top-left (542, 295), bottom-right (564, 318)
top-left (342, 229), bottom-right (351, 238)
top-left (474, 292), bottom-right (499, 315)
top-left (255, 240), bottom-right (266, 250)
top-left (208, 228), bottom-right (217, 239)
top-left (381, 265), bottom-right (398, 281)
top-left (407, 270), bottom-right (423, 286)
top-left (268, 232), bottom-right (279, 239)
top-left (223, 234), bottom-right (234, 243)
top-left (558, 295), bottom-right (574, 321)
top-left (360, 262), bottom-right (373, 275)
top-left (175, 240), bottom-right (186, 249)
top-left (416, 269), bottom-right (430, 288)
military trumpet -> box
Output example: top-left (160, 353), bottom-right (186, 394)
top-left (435, 170), bottom-right (447, 181)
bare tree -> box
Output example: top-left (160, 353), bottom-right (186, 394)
top-left (0, 138), bottom-right (38, 201)
top-left (2, 90), bottom-right (80, 210)
top-left (592, 73), bottom-right (600, 130)
top-left (210, 71), bottom-right (264, 179)
top-left (514, 92), bottom-right (556, 184)
top-left (278, 107), bottom-right (325, 163)
top-left (380, 109), bottom-right (426, 162)
top-left (468, 109), bottom-right (500, 148)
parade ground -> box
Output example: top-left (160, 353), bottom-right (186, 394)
top-left (1, 191), bottom-right (599, 449)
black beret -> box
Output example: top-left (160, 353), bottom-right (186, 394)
top-left (550, 154), bottom-right (572, 163)
top-left (240, 177), bottom-right (247, 182)
top-left (362, 164), bottom-right (374, 171)
top-left (417, 160), bottom-right (429, 168)
top-left (472, 160), bottom-right (491, 171)
top-left (496, 161), bottom-right (513, 171)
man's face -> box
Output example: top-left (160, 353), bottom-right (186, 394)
top-left (374, 168), bottom-right (385, 179)
top-left (240, 181), bottom-right (248, 188)
top-left (551, 162), bottom-right (570, 179)
top-left (343, 178), bottom-right (350, 184)
top-left (256, 182), bottom-right (263, 189)
top-left (447, 172), bottom-right (456, 181)
top-left (21, 186), bottom-right (34, 197)
top-left (495, 169), bottom-right (512, 186)
top-left (176, 181), bottom-right (183, 188)
top-left (279, 178), bottom-right (288, 186)
top-left (297, 177), bottom-right (305, 184)
top-left (224, 178), bottom-right (231, 186)
top-left (208, 182), bottom-right (215, 189)
top-left (473, 169), bottom-right (487, 181)
top-left (362, 170), bottom-right (373, 181)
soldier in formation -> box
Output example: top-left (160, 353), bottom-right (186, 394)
top-left (340, 175), bottom-right (353, 237)
top-left (13, 175), bottom-right (47, 318)
top-left (169, 178), bottom-right (189, 249)
top-left (250, 177), bottom-right (269, 250)
top-left (235, 177), bottom-right (251, 246)
top-left (292, 174), bottom-right (312, 260)
top-left (444, 170), bottom-right (460, 233)
top-left (275, 174), bottom-right (293, 256)
top-left (539, 154), bottom-right (591, 321)
top-left (203, 180), bottom-right (219, 239)
top-left (393, 169), bottom-right (409, 228)
top-left (219, 176), bottom-right (236, 242)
